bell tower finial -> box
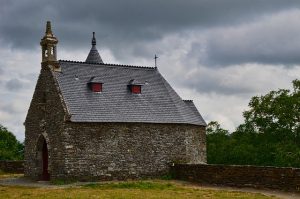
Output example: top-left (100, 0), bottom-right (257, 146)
top-left (46, 21), bottom-right (52, 35)
top-left (40, 21), bottom-right (60, 71)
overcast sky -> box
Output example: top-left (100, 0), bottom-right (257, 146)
top-left (1, 0), bottom-right (300, 141)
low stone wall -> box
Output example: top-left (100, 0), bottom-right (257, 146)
top-left (0, 161), bottom-right (24, 173)
top-left (171, 164), bottom-right (300, 192)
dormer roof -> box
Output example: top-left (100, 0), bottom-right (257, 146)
top-left (88, 76), bottom-right (103, 83)
top-left (128, 79), bottom-right (144, 85)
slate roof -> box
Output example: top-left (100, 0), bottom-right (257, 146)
top-left (54, 60), bottom-right (206, 126)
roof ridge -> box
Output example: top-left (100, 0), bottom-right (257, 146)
top-left (59, 60), bottom-right (156, 69)
top-left (183, 100), bottom-right (193, 102)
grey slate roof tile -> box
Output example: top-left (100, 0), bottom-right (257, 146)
top-left (54, 60), bottom-right (206, 126)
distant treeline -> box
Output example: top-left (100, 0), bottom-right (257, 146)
top-left (207, 79), bottom-right (300, 168)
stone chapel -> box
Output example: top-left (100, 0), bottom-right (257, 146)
top-left (24, 21), bottom-right (207, 181)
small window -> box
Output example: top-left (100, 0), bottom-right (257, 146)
top-left (88, 76), bottom-right (103, 92)
top-left (92, 83), bottom-right (102, 92)
top-left (128, 79), bottom-right (143, 94)
top-left (131, 85), bottom-right (141, 94)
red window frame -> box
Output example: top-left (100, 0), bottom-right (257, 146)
top-left (131, 85), bottom-right (141, 94)
top-left (92, 83), bottom-right (102, 92)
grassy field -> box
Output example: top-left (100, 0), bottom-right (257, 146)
top-left (0, 173), bottom-right (279, 199)
top-left (0, 181), bottom-right (279, 199)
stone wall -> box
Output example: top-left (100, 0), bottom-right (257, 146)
top-left (60, 122), bottom-right (206, 181)
top-left (0, 161), bottom-right (24, 173)
top-left (171, 164), bottom-right (300, 191)
top-left (25, 66), bottom-right (68, 180)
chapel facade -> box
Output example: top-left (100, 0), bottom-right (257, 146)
top-left (24, 21), bottom-right (207, 181)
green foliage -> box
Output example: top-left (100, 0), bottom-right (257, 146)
top-left (0, 124), bottom-right (24, 160)
top-left (207, 79), bottom-right (300, 167)
top-left (242, 79), bottom-right (300, 142)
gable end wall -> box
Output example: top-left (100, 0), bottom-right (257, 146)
top-left (24, 66), bottom-right (68, 180)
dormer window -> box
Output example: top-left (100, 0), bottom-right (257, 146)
top-left (91, 83), bottom-right (102, 92)
top-left (128, 79), bottom-right (143, 94)
top-left (131, 85), bottom-right (141, 94)
top-left (88, 77), bottom-right (103, 93)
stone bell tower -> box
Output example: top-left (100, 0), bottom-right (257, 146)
top-left (40, 21), bottom-right (60, 71)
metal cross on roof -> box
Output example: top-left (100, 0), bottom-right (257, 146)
top-left (154, 54), bottom-right (158, 68)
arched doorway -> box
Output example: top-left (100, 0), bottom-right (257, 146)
top-left (41, 139), bottom-right (50, 180)
top-left (37, 135), bottom-right (50, 181)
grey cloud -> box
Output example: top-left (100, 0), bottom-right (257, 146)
top-left (19, 72), bottom-right (38, 82)
top-left (178, 71), bottom-right (254, 96)
top-left (5, 78), bottom-right (23, 91)
top-left (186, 78), bottom-right (254, 96)
top-left (202, 9), bottom-right (300, 66)
top-left (1, 103), bottom-right (16, 114)
top-left (1, 0), bottom-right (300, 52)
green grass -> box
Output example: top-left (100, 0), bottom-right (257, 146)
top-left (84, 181), bottom-right (174, 190)
top-left (0, 179), bottom-right (279, 199)
top-left (51, 179), bottom-right (77, 185)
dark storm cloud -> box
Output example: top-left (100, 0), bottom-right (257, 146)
top-left (1, 0), bottom-right (300, 66)
top-left (1, 0), bottom-right (300, 49)
top-left (202, 9), bottom-right (300, 66)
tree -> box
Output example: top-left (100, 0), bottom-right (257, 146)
top-left (206, 79), bottom-right (300, 167)
top-left (206, 121), bottom-right (231, 164)
top-left (241, 79), bottom-right (300, 143)
top-left (206, 121), bottom-right (229, 135)
top-left (0, 124), bottom-right (24, 160)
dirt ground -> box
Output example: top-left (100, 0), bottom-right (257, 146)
top-left (175, 181), bottom-right (300, 199)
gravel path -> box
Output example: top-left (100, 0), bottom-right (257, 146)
top-left (1, 177), bottom-right (299, 199)
top-left (0, 177), bottom-right (89, 188)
